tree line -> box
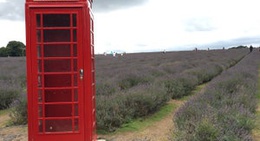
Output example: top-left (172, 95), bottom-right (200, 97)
top-left (0, 41), bottom-right (26, 57)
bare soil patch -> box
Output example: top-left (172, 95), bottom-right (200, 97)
top-left (0, 125), bottom-right (27, 141)
top-left (0, 111), bottom-right (27, 141)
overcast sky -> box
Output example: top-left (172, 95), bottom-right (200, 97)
top-left (0, 0), bottom-right (260, 53)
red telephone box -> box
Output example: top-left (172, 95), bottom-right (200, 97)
top-left (25, 0), bottom-right (96, 141)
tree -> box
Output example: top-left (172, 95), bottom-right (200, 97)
top-left (6, 41), bottom-right (26, 56)
top-left (0, 47), bottom-right (8, 57)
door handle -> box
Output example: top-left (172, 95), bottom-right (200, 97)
top-left (80, 69), bottom-right (84, 80)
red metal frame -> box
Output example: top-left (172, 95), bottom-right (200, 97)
top-left (25, 1), bottom-right (95, 141)
top-left (26, 0), bottom-right (89, 2)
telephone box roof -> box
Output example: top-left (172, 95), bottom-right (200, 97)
top-left (26, 0), bottom-right (93, 3)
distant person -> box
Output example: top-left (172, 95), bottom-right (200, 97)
top-left (163, 49), bottom-right (166, 54)
top-left (113, 52), bottom-right (116, 57)
top-left (249, 45), bottom-right (253, 53)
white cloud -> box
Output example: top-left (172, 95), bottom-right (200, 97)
top-left (94, 0), bottom-right (260, 53)
top-left (0, 0), bottom-right (24, 21)
top-left (0, 0), bottom-right (260, 52)
top-left (93, 0), bottom-right (148, 12)
top-left (0, 20), bottom-right (25, 47)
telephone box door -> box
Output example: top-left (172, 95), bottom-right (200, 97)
top-left (29, 8), bottom-right (85, 141)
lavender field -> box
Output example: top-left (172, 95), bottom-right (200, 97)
top-left (1, 48), bottom-right (259, 139)
top-left (95, 49), bottom-right (248, 132)
top-left (173, 51), bottom-right (260, 140)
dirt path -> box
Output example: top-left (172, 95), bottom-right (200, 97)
top-left (0, 125), bottom-right (28, 141)
top-left (0, 111), bottom-right (28, 141)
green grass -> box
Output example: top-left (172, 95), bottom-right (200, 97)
top-left (0, 109), bottom-right (10, 116)
top-left (117, 102), bottom-right (177, 133)
top-left (0, 109), bottom-right (11, 127)
top-left (253, 68), bottom-right (260, 139)
top-left (179, 84), bottom-right (206, 101)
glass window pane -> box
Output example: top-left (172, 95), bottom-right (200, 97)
top-left (92, 59), bottom-right (95, 70)
top-left (74, 89), bottom-right (78, 102)
top-left (38, 90), bottom-right (42, 102)
top-left (74, 119), bottom-right (79, 131)
top-left (73, 44), bottom-right (77, 57)
top-left (74, 74), bottom-right (78, 86)
top-left (45, 104), bottom-right (72, 117)
top-left (37, 45), bottom-right (42, 57)
top-left (38, 60), bottom-right (42, 72)
top-left (39, 120), bottom-right (43, 133)
top-left (37, 30), bottom-right (41, 42)
top-left (45, 89), bottom-right (72, 102)
top-left (38, 105), bottom-right (43, 117)
top-left (38, 75), bottom-right (42, 87)
top-left (45, 119), bottom-right (72, 132)
top-left (73, 14), bottom-right (77, 27)
top-left (73, 59), bottom-right (77, 71)
top-left (92, 72), bottom-right (95, 83)
top-left (44, 74), bottom-right (71, 87)
top-left (44, 59), bottom-right (71, 72)
top-left (44, 44), bottom-right (71, 57)
top-left (73, 29), bottom-right (77, 42)
top-left (90, 19), bottom-right (92, 30)
top-left (43, 14), bottom-right (70, 27)
top-left (91, 19), bottom-right (94, 31)
top-left (44, 30), bottom-right (70, 42)
top-left (36, 14), bottom-right (41, 27)
top-left (90, 33), bottom-right (94, 45)
top-left (74, 104), bottom-right (78, 116)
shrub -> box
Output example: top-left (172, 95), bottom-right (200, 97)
top-left (96, 83), bottom-right (170, 132)
top-left (96, 82), bottom-right (116, 96)
top-left (9, 94), bottom-right (27, 125)
top-left (0, 88), bottom-right (19, 110)
top-left (164, 75), bottom-right (198, 99)
top-left (193, 119), bottom-right (220, 141)
top-left (125, 84), bottom-right (170, 117)
top-left (117, 73), bottom-right (150, 90)
top-left (96, 95), bottom-right (130, 132)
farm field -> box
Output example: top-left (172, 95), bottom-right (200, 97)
top-left (95, 48), bottom-right (248, 132)
top-left (0, 48), bottom-right (260, 141)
